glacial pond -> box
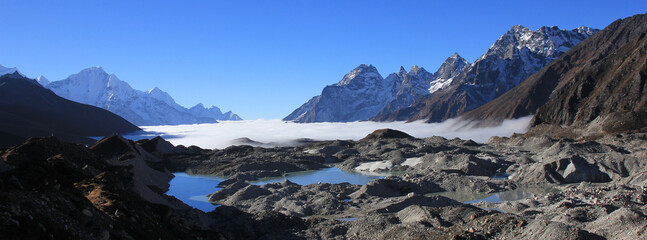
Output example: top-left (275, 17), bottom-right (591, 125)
top-left (166, 166), bottom-right (383, 211)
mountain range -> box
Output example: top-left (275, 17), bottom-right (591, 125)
top-left (0, 72), bottom-right (139, 147)
top-left (463, 13), bottom-right (647, 137)
top-left (286, 25), bottom-right (598, 123)
top-left (284, 55), bottom-right (469, 123)
top-left (40, 67), bottom-right (241, 126)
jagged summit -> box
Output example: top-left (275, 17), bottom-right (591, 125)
top-left (337, 64), bottom-right (381, 86)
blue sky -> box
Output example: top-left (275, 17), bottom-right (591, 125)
top-left (0, 1), bottom-right (644, 119)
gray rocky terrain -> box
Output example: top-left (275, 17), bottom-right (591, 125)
top-left (136, 127), bottom-right (647, 239)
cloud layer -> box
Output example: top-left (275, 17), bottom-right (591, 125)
top-left (128, 116), bottom-right (533, 149)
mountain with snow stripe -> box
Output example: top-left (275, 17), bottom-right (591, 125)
top-left (42, 66), bottom-right (241, 126)
top-left (374, 25), bottom-right (598, 122)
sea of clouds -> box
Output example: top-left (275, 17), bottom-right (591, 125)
top-left (126, 116), bottom-right (534, 149)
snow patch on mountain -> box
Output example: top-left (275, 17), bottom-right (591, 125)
top-left (428, 77), bottom-right (454, 94)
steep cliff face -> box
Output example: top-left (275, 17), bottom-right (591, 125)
top-left (382, 26), bottom-right (596, 122)
top-left (463, 13), bottom-right (647, 136)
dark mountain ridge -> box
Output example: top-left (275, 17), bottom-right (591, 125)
top-left (0, 73), bottom-right (140, 147)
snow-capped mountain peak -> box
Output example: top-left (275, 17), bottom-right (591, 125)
top-left (485, 25), bottom-right (598, 62)
top-left (44, 66), bottom-right (242, 125)
top-left (336, 64), bottom-right (381, 86)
